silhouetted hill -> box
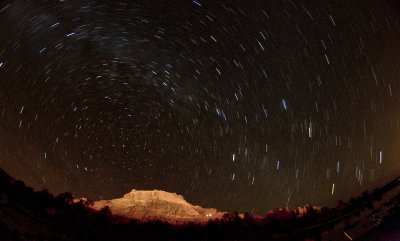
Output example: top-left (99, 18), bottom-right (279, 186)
top-left (1, 168), bottom-right (400, 241)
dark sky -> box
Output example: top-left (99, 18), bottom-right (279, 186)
top-left (1, 0), bottom-right (400, 214)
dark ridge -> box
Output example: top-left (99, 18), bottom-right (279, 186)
top-left (1, 168), bottom-right (400, 241)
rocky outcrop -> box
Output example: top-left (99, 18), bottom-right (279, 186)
top-left (91, 189), bottom-right (226, 223)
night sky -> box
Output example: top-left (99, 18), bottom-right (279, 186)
top-left (1, 0), bottom-right (400, 215)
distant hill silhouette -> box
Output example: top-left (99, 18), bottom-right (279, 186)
top-left (1, 168), bottom-right (400, 241)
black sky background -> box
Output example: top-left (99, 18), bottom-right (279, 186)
top-left (1, 0), bottom-right (400, 214)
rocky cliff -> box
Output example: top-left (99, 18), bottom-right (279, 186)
top-left (91, 189), bottom-right (226, 223)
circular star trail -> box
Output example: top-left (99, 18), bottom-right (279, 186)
top-left (1, 0), bottom-right (400, 214)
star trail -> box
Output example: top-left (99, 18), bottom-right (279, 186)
top-left (1, 0), bottom-right (400, 214)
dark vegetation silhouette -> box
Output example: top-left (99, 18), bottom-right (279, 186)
top-left (0, 168), bottom-right (399, 241)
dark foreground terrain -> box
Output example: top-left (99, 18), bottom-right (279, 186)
top-left (1, 168), bottom-right (400, 241)
top-left (356, 207), bottom-right (400, 241)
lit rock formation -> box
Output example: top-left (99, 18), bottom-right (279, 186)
top-left (91, 189), bottom-right (226, 223)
